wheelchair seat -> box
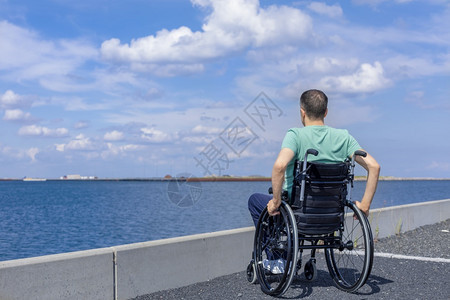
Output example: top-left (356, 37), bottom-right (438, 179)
top-left (290, 161), bottom-right (350, 235)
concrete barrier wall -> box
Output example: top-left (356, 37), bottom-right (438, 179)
top-left (0, 248), bottom-right (114, 300)
top-left (368, 198), bottom-right (450, 239)
top-left (113, 227), bottom-right (254, 299)
top-left (0, 199), bottom-right (449, 300)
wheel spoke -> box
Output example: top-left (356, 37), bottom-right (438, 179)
top-left (254, 204), bottom-right (298, 297)
top-left (325, 202), bottom-right (373, 292)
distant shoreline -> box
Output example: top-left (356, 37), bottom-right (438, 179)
top-left (0, 176), bottom-right (449, 182)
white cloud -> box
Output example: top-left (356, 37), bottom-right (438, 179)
top-left (182, 136), bottom-right (214, 144)
top-left (319, 61), bottom-right (390, 94)
top-left (0, 20), bottom-right (158, 96)
top-left (0, 90), bottom-right (20, 107)
top-left (122, 144), bottom-right (142, 151)
top-left (310, 57), bottom-right (358, 74)
top-left (0, 90), bottom-right (31, 109)
top-left (181, 123), bottom-right (227, 145)
top-left (0, 21), bottom-right (97, 83)
top-left (233, 1), bottom-right (450, 100)
top-left (74, 121), bottom-right (89, 129)
top-left (55, 144), bottom-right (65, 152)
top-left (353, 0), bottom-right (414, 6)
top-left (140, 127), bottom-right (176, 143)
top-left (0, 21), bottom-right (43, 70)
top-left (384, 54), bottom-right (450, 79)
top-left (307, 2), bottom-right (343, 18)
top-left (3, 109), bottom-right (32, 121)
top-left (56, 134), bottom-right (94, 152)
top-left (101, 143), bottom-right (145, 159)
top-left (18, 125), bottom-right (69, 137)
top-left (46, 96), bottom-right (112, 112)
top-left (101, 0), bottom-right (312, 75)
top-left (192, 125), bottom-right (222, 134)
top-left (1, 145), bottom-right (28, 161)
top-left (104, 130), bottom-right (124, 141)
top-left (129, 63), bottom-right (205, 77)
top-left (66, 134), bottom-right (92, 150)
top-left (27, 147), bottom-right (39, 162)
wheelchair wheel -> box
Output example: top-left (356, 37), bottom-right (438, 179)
top-left (246, 261), bottom-right (257, 284)
top-left (254, 202), bottom-right (298, 296)
top-left (304, 259), bottom-right (317, 281)
top-left (325, 201), bottom-right (374, 292)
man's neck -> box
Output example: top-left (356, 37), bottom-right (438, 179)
top-left (304, 119), bottom-right (325, 126)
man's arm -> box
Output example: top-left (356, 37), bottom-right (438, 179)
top-left (354, 150), bottom-right (380, 216)
top-left (267, 147), bottom-right (295, 216)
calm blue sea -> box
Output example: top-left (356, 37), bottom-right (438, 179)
top-left (0, 179), bottom-right (449, 261)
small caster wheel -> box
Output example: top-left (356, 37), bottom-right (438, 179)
top-left (304, 259), bottom-right (317, 281)
top-left (295, 258), bottom-right (303, 276)
top-left (246, 261), bottom-right (257, 284)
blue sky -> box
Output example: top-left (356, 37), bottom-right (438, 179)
top-left (0, 0), bottom-right (449, 179)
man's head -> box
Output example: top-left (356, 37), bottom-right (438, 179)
top-left (300, 89), bottom-right (328, 124)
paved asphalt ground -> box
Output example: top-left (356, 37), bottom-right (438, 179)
top-left (134, 219), bottom-right (450, 299)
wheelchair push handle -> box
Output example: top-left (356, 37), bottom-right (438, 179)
top-left (270, 148), bottom-right (319, 205)
top-left (299, 148), bottom-right (319, 204)
top-left (348, 150), bottom-right (367, 198)
top-left (306, 148), bottom-right (319, 157)
top-left (303, 148), bottom-right (318, 172)
top-left (350, 150), bottom-right (367, 172)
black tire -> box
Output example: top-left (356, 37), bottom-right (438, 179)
top-left (254, 202), bottom-right (298, 296)
top-left (325, 201), bottom-right (374, 292)
top-left (246, 261), bottom-right (258, 284)
top-left (364, 210), bottom-right (375, 277)
top-left (304, 259), bottom-right (317, 281)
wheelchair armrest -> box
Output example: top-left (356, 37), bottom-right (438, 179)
top-left (354, 150), bottom-right (367, 157)
top-left (268, 187), bottom-right (289, 201)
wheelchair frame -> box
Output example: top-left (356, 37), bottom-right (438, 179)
top-left (247, 149), bottom-right (374, 297)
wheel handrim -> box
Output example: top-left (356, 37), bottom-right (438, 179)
top-left (325, 202), bottom-right (372, 292)
top-left (254, 203), bottom-right (298, 296)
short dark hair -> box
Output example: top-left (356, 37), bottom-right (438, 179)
top-left (300, 89), bottom-right (328, 120)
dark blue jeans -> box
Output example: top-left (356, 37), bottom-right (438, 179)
top-left (248, 193), bottom-right (286, 260)
top-left (248, 193), bottom-right (271, 227)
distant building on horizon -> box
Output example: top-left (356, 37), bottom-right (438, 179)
top-left (60, 174), bottom-right (97, 180)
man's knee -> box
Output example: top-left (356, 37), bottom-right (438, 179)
top-left (248, 193), bottom-right (270, 213)
top-left (248, 193), bottom-right (258, 210)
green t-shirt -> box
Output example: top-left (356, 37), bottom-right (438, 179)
top-left (281, 126), bottom-right (361, 194)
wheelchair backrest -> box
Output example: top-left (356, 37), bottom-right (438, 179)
top-left (291, 160), bottom-right (350, 234)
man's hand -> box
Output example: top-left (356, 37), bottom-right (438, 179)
top-left (355, 200), bottom-right (369, 217)
top-left (267, 199), bottom-right (280, 216)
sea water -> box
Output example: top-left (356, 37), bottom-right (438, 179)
top-left (0, 179), bottom-right (448, 261)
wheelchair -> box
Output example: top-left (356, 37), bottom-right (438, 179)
top-left (246, 149), bottom-right (374, 297)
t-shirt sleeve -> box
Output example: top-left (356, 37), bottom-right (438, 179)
top-left (347, 133), bottom-right (361, 157)
top-left (281, 129), bottom-right (299, 154)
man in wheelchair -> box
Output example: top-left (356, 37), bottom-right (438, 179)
top-left (247, 89), bottom-right (380, 296)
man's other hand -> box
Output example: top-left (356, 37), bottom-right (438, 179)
top-left (355, 200), bottom-right (369, 217)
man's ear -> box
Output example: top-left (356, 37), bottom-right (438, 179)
top-left (300, 108), bottom-right (306, 126)
top-left (324, 108), bottom-right (328, 118)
